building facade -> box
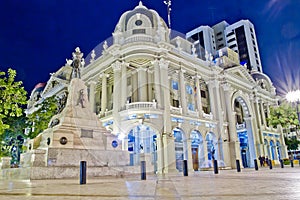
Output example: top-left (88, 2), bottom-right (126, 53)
top-left (27, 2), bottom-right (287, 173)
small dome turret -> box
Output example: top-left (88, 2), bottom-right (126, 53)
top-left (113, 1), bottom-right (169, 44)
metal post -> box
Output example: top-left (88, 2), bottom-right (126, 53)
top-left (236, 159), bottom-right (241, 172)
top-left (183, 160), bottom-right (188, 176)
top-left (254, 159), bottom-right (258, 170)
top-left (291, 159), bottom-right (294, 168)
top-left (269, 160), bottom-right (272, 170)
top-left (213, 160), bottom-right (218, 174)
top-left (280, 159), bottom-right (284, 168)
top-left (141, 160), bottom-right (146, 180)
top-left (80, 161), bottom-right (87, 184)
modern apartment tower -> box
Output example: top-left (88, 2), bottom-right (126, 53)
top-left (186, 20), bottom-right (263, 72)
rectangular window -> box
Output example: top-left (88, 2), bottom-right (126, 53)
top-left (186, 85), bottom-right (193, 94)
top-left (200, 90), bottom-right (206, 98)
top-left (173, 99), bottom-right (179, 107)
top-left (172, 80), bottom-right (179, 90)
top-left (188, 103), bottom-right (195, 111)
top-left (216, 32), bottom-right (222, 36)
top-left (133, 29), bottom-right (146, 34)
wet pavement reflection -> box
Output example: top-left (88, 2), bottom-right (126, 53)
top-left (0, 166), bottom-right (300, 199)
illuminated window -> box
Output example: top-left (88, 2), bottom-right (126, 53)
top-left (172, 80), bottom-right (178, 90)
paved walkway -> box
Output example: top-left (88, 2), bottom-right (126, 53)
top-left (0, 166), bottom-right (300, 199)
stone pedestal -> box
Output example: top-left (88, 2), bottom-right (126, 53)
top-left (20, 78), bottom-right (131, 179)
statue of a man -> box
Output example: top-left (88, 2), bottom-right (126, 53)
top-left (71, 47), bottom-right (84, 79)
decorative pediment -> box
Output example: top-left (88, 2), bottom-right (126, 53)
top-left (224, 65), bottom-right (255, 85)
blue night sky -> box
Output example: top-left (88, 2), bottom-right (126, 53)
top-left (0, 0), bottom-right (299, 96)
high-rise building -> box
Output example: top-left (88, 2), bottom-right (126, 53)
top-left (186, 26), bottom-right (216, 60)
top-left (225, 20), bottom-right (262, 72)
top-left (187, 20), bottom-right (263, 72)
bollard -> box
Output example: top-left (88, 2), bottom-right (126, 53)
top-left (280, 159), bottom-right (284, 168)
top-left (183, 160), bottom-right (188, 176)
top-left (254, 159), bottom-right (258, 170)
top-left (291, 160), bottom-right (294, 168)
top-left (236, 159), bottom-right (241, 172)
top-left (269, 160), bottom-right (272, 170)
top-left (141, 160), bottom-right (146, 180)
top-left (213, 160), bottom-right (219, 174)
top-left (80, 161), bottom-right (87, 185)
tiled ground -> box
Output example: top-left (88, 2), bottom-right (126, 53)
top-left (0, 166), bottom-right (300, 199)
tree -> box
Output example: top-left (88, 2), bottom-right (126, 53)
top-left (267, 103), bottom-right (299, 128)
top-left (0, 115), bottom-right (27, 165)
top-left (0, 68), bottom-right (27, 135)
top-left (26, 96), bottom-right (58, 139)
top-left (267, 103), bottom-right (300, 150)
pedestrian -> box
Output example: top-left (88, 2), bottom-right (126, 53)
top-left (265, 156), bottom-right (269, 166)
top-left (258, 155), bottom-right (263, 167)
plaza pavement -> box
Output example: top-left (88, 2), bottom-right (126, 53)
top-left (0, 165), bottom-right (300, 200)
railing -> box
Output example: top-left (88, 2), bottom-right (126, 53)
top-left (170, 106), bottom-right (182, 114)
top-left (125, 101), bottom-right (157, 110)
top-left (104, 110), bottom-right (113, 117)
top-left (203, 112), bottom-right (213, 120)
top-left (187, 110), bottom-right (199, 117)
top-left (124, 35), bottom-right (154, 44)
top-left (236, 123), bottom-right (246, 130)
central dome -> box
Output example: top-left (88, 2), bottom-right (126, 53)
top-left (113, 1), bottom-right (170, 44)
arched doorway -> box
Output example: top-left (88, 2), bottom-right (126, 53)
top-left (206, 132), bottom-right (218, 163)
top-left (173, 128), bottom-right (185, 172)
top-left (238, 130), bottom-right (249, 168)
top-left (270, 140), bottom-right (276, 160)
top-left (234, 96), bottom-right (256, 168)
top-left (127, 125), bottom-right (158, 172)
top-left (276, 141), bottom-right (281, 160)
top-left (264, 139), bottom-right (270, 158)
top-left (190, 130), bottom-right (204, 171)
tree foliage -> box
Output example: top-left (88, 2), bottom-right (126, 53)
top-left (26, 96), bottom-right (58, 139)
top-left (267, 103), bottom-right (299, 128)
top-left (0, 115), bottom-right (27, 158)
top-left (267, 103), bottom-right (300, 150)
top-left (0, 68), bottom-right (27, 135)
top-left (284, 136), bottom-right (300, 151)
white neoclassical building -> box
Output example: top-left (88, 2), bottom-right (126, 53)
top-left (27, 2), bottom-right (287, 174)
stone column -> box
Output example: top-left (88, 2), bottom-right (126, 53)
top-left (100, 74), bottom-right (108, 116)
top-left (121, 62), bottom-right (128, 109)
top-left (244, 117), bottom-right (256, 168)
top-left (208, 79), bottom-right (225, 164)
top-left (159, 58), bottom-right (176, 173)
top-left (195, 75), bottom-right (203, 115)
top-left (186, 137), bottom-right (194, 171)
top-left (156, 134), bottom-right (164, 174)
top-left (207, 80), bottom-right (216, 117)
top-left (153, 60), bottom-right (162, 108)
top-left (222, 83), bottom-right (241, 167)
top-left (88, 81), bottom-right (96, 113)
top-left (260, 101), bottom-right (267, 127)
top-left (179, 69), bottom-right (187, 114)
top-left (112, 61), bottom-right (122, 134)
top-left (138, 68), bottom-right (148, 102)
top-left (250, 94), bottom-right (262, 155)
top-left (266, 103), bottom-right (270, 126)
top-left (147, 70), bottom-right (153, 102)
top-left (132, 70), bottom-right (138, 102)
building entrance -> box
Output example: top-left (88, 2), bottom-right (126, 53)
top-left (127, 125), bottom-right (157, 173)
